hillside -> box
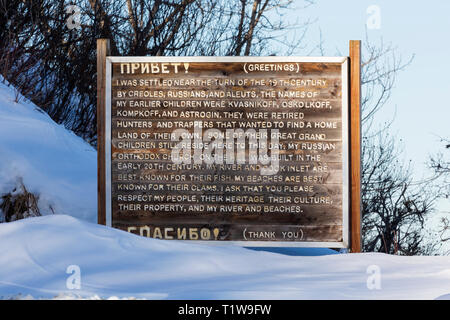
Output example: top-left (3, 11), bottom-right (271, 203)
top-left (0, 77), bottom-right (97, 222)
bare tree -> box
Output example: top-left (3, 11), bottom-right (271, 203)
top-left (362, 130), bottom-right (439, 254)
top-left (429, 138), bottom-right (450, 248)
top-left (429, 138), bottom-right (450, 196)
top-left (0, 0), bottom-right (313, 145)
top-left (358, 36), bottom-right (443, 255)
top-left (360, 35), bottom-right (414, 129)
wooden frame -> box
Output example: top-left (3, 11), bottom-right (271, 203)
top-left (96, 39), bottom-right (362, 250)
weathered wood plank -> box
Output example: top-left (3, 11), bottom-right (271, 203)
top-left (97, 39), bottom-right (110, 225)
top-left (349, 40), bottom-right (362, 252)
top-left (112, 222), bottom-right (344, 242)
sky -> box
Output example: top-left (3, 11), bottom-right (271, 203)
top-left (289, 0), bottom-right (449, 167)
top-left (280, 0), bottom-right (449, 248)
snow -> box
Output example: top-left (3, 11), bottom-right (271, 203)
top-left (0, 78), bottom-right (97, 222)
top-left (0, 215), bottom-right (449, 300)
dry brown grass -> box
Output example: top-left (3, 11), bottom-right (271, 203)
top-left (0, 180), bottom-right (40, 222)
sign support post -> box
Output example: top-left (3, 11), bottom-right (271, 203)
top-left (97, 38), bottom-right (110, 225)
top-left (349, 40), bottom-right (362, 252)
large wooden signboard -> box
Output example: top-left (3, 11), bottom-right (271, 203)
top-left (98, 41), bottom-right (361, 249)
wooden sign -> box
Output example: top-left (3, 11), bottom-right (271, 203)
top-left (97, 41), bottom-right (361, 250)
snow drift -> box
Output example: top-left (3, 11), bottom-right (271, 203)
top-left (0, 78), bottom-right (97, 222)
top-left (0, 215), bottom-right (450, 300)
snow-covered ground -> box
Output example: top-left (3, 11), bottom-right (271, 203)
top-left (0, 78), bottom-right (97, 222)
top-left (0, 215), bottom-right (449, 300)
top-left (0, 76), bottom-right (449, 300)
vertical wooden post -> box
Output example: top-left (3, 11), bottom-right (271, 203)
top-left (97, 39), bottom-right (110, 225)
top-left (349, 40), bottom-right (362, 252)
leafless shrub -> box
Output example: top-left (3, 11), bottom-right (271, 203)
top-left (359, 36), bottom-right (442, 255)
top-left (361, 130), bottom-right (439, 255)
top-left (0, 0), bottom-right (313, 145)
top-left (0, 179), bottom-right (41, 222)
